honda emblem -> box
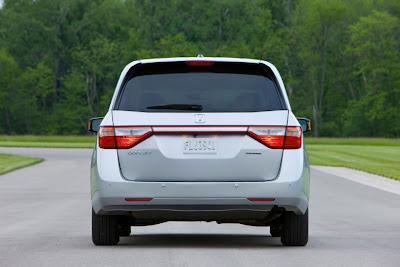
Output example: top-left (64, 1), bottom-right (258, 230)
top-left (194, 114), bottom-right (206, 123)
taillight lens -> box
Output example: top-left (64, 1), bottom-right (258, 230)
top-left (98, 126), bottom-right (153, 149)
top-left (247, 127), bottom-right (286, 149)
top-left (284, 126), bottom-right (302, 149)
top-left (247, 126), bottom-right (302, 149)
top-left (98, 126), bottom-right (117, 149)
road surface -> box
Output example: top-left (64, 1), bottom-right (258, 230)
top-left (1, 148), bottom-right (399, 266)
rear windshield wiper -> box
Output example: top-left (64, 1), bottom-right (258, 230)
top-left (146, 104), bottom-right (203, 111)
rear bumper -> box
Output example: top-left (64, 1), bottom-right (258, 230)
top-left (92, 180), bottom-right (309, 216)
top-left (91, 143), bottom-right (310, 217)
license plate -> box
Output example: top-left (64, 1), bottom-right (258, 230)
top-left (183, 138), bottom-right (217, 154)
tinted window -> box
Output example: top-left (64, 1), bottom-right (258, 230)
top-left (117, 66), bottom-right (284, 112)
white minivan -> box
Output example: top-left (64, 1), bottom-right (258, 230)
top-left (88, 57), bottom-right (311, 246)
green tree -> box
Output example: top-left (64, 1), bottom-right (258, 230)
top-left (291, 0), bottom-right (346, 136)
top-left (13, 62), bottom-right (54, 134)
top-left (0, 48), bottom-right (20, 134)
top-left (346, 11), bottom-right (400, 136)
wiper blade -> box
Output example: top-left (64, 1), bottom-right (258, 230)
top-left (146, 104), bottom-right (203, 111)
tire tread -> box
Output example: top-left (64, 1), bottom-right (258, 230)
top-left (281, 209), bottom-right (308, 246)
top-left (92, 208), bottom-right (120, 245)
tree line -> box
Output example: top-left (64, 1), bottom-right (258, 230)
top-left (0, 0), bottom-right (399, 137)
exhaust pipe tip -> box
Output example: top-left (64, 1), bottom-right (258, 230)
top-left (274, 207), bottom-right (285, 215)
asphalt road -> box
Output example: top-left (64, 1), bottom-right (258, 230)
top-left (1, 147), bottom-right (400, 267)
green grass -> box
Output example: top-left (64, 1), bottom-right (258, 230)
top-left (0, 154), bottom-right (44, 175)
top-left (305, 138), bottom-right (400, 180)
top-left (0, 135), bottom-right (95, 148)
top-left (305, 137), bottom-right (400, 146)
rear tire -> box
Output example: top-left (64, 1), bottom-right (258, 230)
top-left (92, 208), bottom-right (120, 245)
top-left (281, 209), bottom-right (308, 246)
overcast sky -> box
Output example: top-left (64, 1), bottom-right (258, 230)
top-left (0, 0), bottom-right (3, 9)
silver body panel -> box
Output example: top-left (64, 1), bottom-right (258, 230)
top-left (114, 110), bottom-right (288, 182)
top-left (91, 57), bottom-right (310, 219)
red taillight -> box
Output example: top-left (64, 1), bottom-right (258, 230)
top-left (247, 126), bottom-right (302, 149)
top-left (98, 126), bottom-right (153, 149)
top-left (247, 126), bottom-right (286, 149)
top-left (284, 126), bottom-right (302, 149)
top-left (185, 60), bottom-right (215, 66)
top-left (98, 126), bottom-right (117, 149)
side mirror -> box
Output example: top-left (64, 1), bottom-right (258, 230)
top-left (88, 117), bottom-right (103, 133)
top-left (297, 118), bottom-right (311, 133)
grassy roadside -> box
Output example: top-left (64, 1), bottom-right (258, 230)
top-left (0, 135), bottom-right (95, 148)
top-left (0, 154), bottom-right (44, 175)
top-left (305, 138), bottom-right (400, 180)
top-left (305, 137), bottom-right (400, 146)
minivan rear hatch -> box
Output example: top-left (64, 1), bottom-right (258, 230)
top-left (112, 60), bottom-right (289, 182)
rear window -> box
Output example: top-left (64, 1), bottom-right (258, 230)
top-left (116, 62), bottom-right (285, 112)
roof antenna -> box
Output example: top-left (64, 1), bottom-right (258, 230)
top-left (197, 54), bottom-right (204, 58)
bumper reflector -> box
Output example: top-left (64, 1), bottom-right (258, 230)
top-left (125, 198), bottom-right (153, 202)
top-left (247, 198), bottom-right (275, 202)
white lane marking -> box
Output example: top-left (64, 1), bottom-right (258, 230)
top-left (312, 166), bottom-right (400, 196)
